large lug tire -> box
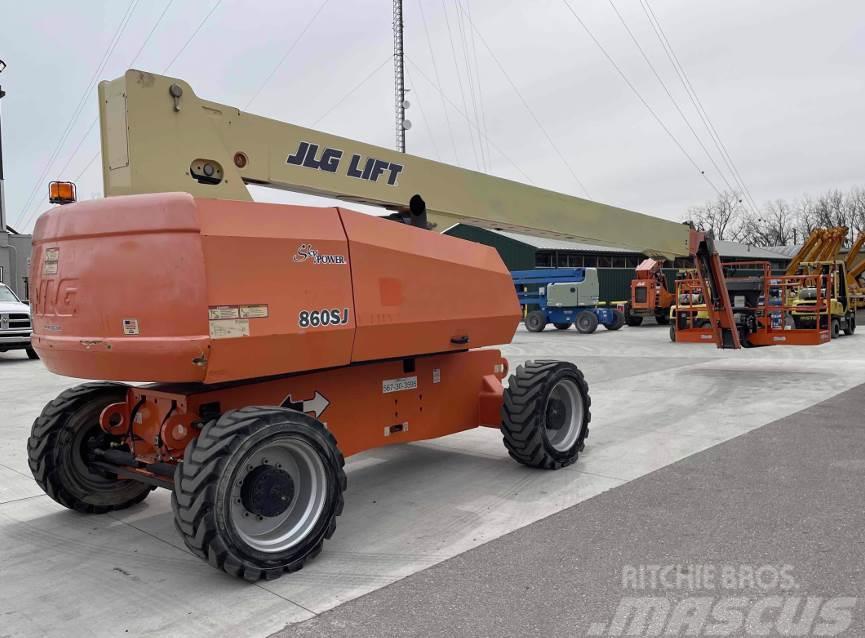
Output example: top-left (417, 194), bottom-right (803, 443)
top-left (26, 347), bottom-right (39, 360)
top-left (575, 310), bottom-right (599, 334)
top-left (525, 311), bottom-right (547, 333)
top-left (655, 312), bottom-right (670, 325)
top-left (172, 407), bottom-right (346, 581)
top-left (501, 361), bottom-right (591, 470)
top-left (606, 309), bottom-right (625, 331)
top-left (626, 315), bottom-right (644, 327)
top-left (27, 382), bottom-right (152, 513)
top-left (553, 322), bottom-right (572, 330)
top-left (831, 318), bottom-right (841, 339)
top-left (844, 313), bottom-right (856, 335)
top-left (669, 325), bottom-right (676, 342)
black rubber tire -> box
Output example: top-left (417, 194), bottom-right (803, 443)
top-left (27, 382), bottom-right (152, 513)
top-left (575, 310), bottom-right (599, 334)
top-left (626, 315), bottom-right (643, 327)
top-left (172, 406), bottom-right (346, 581)
top-left (669, 324), bottom-right (676, 342)
top-left (26, 347), bottom-right (39, 360)
top-left (831, 318), bottom-right (841, 339)
top-left (525, 311), bottom-right (547, 333)
top-left (553, 322), bottom-right (572, 330)
top-left (501, 361), bottom-right (591, 470)
top-left (844, 313), bottom-right (856, 335)
top-left (606, 309), bottom-right (625, 331)
top-left (655, 312), bottom-right (670, 325)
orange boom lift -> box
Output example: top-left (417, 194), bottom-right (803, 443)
top-left (28, 70), bottom-right (737, 581)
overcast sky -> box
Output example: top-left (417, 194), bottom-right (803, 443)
top-left (1, 0), bottom-right (864, 231)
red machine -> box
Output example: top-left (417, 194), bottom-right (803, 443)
top-left (624, 258), bottom-right (676, 326)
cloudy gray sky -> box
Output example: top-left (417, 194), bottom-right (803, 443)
top-left (1, 0), bottom-right (864, 231)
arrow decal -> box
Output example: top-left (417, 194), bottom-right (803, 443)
top-left (281, 391), bottom-right (330, 419)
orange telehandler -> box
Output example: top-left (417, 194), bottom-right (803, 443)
top-left (27, 70), bottom-right (738, 581)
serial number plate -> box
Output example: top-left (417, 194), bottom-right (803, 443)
top-left (382, 376), bottom-right (418, 394)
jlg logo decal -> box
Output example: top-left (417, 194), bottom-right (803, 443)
top-left (298, 308), bottom-right (350, 328)
top-left (286, 140), bottom-right (403, 186)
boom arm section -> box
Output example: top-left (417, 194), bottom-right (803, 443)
top-left (99, 70), bottom-right (690, 259)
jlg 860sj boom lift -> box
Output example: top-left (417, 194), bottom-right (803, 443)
top-left (28, 70), bottom-right (736, 581)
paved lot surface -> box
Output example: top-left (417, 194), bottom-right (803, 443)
top-left (278, 383), bottom-right (865, 637)
top-left (1, 323), bottom-right (864, 637)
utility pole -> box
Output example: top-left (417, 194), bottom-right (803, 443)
top-left (0, 59), bottom-right (7, 232)
top-left (392, 0), bottom-right (410, 152)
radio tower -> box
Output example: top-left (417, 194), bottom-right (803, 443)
top-left (393, 0), bottom-right (409, 152)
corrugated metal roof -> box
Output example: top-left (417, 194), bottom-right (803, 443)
top-left (713, 240), bottom-right (792, 260)
top-left (492, 230), bottom-right (634, 253)
top-left (474, 227), bottom-right (791, 261)
top-left (765, 244), bottom-right (803, 258)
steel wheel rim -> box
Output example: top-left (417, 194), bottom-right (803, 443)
top-left (70, 406), bottom-right (127, 489)
top-left (230, 437), bottom-right (328, 553)
top-left (544, 378), bottom-right (584, 452)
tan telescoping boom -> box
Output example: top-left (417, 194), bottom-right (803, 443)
top-left (99, 70), bottom-right (692, 260)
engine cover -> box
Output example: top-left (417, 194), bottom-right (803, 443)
top-left (31, 193), bottom-right (519, 383)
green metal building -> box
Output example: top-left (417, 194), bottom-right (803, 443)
top-left (443, 224), bottom-right (791, 303)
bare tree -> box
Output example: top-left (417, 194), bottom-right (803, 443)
top-left (794, 194), bottom-right (820, 240)
top-left (686, 191), bottom-right (746, 241)
top-left (688, 185), bottom-right (865, 249)
top-left (846, 187), bottom-right (865, 235)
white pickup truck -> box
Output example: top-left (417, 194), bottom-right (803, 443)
top-left (0, 283), bottom-right (37, 360)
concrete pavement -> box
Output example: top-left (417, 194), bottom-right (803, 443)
top-left (1, 324), bottom-right (864, 636)
top-left (277, 383), bottom-right (865, 637)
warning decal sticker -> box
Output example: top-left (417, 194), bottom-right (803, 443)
top-left (43, 248), bottom-right (59, 275)
top-left (240, 304), bottom-right (269, 319)
top-left (209, 319), bottom-right (250, 339)
top-left (209, 306), bottom-right (239, 320)
top-left (122, 319), bottom-right (140, 335)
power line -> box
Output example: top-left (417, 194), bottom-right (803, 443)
top-left (440, 0), bottom-right (481, 171)
top-left (454, 0), bottom-right (487, 171)
top-left (54, 119), bottom-right (99, 184)
top-left (19, 0), bottom-right (182, 230)
top-left (244, 0), bottom-right (331, 110)
top-left (405, 67), bottom-right (441, 160)
top-left (640, 0), bottom-right (759, 213)
top-left (75, 151), bottom-right (101, 183)
top-left (459, 7), bottom-right (591, 197)
top-left (417, 0), bottom-right (459, 163)
top-left (559, 0), bottom-right (722, 198)
top-left (129, 0), bottom-right (176, 69)
top-left (605, 0), bottom-right (748, 209)
top-left (15, 0), bottom-right (141, 225)
top-left (53, 0), bottom-right (177, 183)
top-left (406, 57), bottom-right (535, 185)
top-left (21, 0), bottom-right (225, 230)
top-left (311, 56), bottom-right (393, 128)
top-left (457, 0), bottom-right (492, 171)
top-left (163, 0), bottom-right (223, 73)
